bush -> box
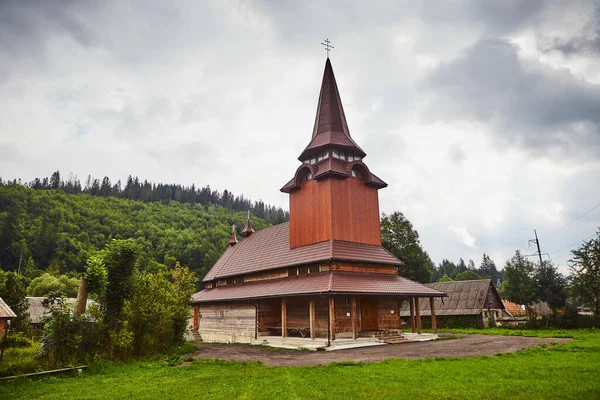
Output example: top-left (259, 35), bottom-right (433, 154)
top-left (3, 332), bottom-right (35, 348)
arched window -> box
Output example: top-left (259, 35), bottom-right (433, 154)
top-left (351, 165), bottom-right (363, 179)
top-left (300, 170), bottom-right (313, 183)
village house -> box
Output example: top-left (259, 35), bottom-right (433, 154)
top-left (190, 57), bottom-right (446, 348)
top-left (0, 296), bottom-right (16, 335)
top-left (400, 279), bottom-right (505, 329)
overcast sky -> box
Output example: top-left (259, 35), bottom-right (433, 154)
top-left (1, 0), bottom-right (599, 273)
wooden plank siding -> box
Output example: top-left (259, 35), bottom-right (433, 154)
top-left (329, 178), bottom-right (381, 246)
top-left (332, 262), bottom-right (397, 274)
top-left (289, 178), bottom-right (381, 248)
top-left (289, 179), bottom-right (332, 248)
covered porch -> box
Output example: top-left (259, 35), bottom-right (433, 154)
top-left (192, 293), bottom-right (440, 347)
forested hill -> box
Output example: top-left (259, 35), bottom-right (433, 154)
top-left (0, 184), bottom-right (274, 282)
top-left (0, 171), bottom-right (289, 225)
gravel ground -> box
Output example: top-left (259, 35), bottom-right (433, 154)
top-left (187, 334), bottom-right (570, 366)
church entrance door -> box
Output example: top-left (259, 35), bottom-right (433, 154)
top-left (360, 297), bottom-right (379, 331)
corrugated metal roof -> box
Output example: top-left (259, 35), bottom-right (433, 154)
top-left (399, 279), bottom-right (499, 316)
top-left (0, 297), bottom-right (17, 319)
top-left (192, 271), bottom-right (446, 303)
top-left (203, 222), bottom-right (402, 282)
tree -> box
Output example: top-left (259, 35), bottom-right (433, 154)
top-left (455, 270), bottom-right (482, 281)
top-left (84, 254), bottom-right (108, 298)
top-left (478, 253), bottom-right (502, 283)
top-left (439, 274), bottom-right (453, 282)
top-left (101, 239), bottom-right (140, 328)
top-left (50, 171), bottom-right (61, 190)
top-left (380, 211), bottom-right (433, 283)
top-left (500, 250), bottom-right (537, 309)
top-left (569, 231), bottom-right (600, 317)
top-left (27, 273), bottom-right (79, 297)
top-left (434, 259), bottom-right (458, 282)
top-left (535, 260), bottom-right (566, 318)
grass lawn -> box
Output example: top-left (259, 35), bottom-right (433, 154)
top-left (1, 329), bottom-right (599, 399)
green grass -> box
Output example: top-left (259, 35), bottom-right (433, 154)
top-left (2, 330), bottom-right (599, 399)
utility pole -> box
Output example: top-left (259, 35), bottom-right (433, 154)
top-left (528, 229), bottom-right (548, 266)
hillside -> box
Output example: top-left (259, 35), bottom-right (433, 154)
top-left (0, 184), bottom-right (273, 281)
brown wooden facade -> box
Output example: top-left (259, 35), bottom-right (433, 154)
top-left (290, 177), bottom-right (381, 248)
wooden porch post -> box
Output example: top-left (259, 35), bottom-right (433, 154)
top-left (281, 298), bottom-right (287, 338)
top-left (193, 306), bottom-right (199, 330)
top-left (309, 299), bottom-right (315, 340)
top-left (430, 297), bottom-right (437, 333)
top-left (409, 297), bottom-right (416, 333)
top-left (415, 297), bottom-right (422, 334)
top-left (352, 297), bottom-right (358, 339)
top-left (329, 296), bottom-right (336, 341)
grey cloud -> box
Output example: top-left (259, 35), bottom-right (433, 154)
top-left (420, 0), bottom-right (546, 35)
top-left (541, 2), bottom-right (600, 56)
top-left (424, 38), bottom-right (600, 157)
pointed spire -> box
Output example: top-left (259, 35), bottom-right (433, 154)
top-left (241, 211), bottom-right (255, 237)
top-left (228, 225), bottom-right (238, 246)
top-left (298, 58), bottom-right (366, 161)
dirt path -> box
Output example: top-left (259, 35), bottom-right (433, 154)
top-left (187, 334), bottom-right (570, 367)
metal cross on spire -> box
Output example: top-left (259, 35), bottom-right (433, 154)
top-left (321, 38), bottom-right (334, 58)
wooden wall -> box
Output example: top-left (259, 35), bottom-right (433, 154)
top-left (332, 262), bottom-right (397, 274)
top-left (376, 296), bottom-right (401, 330)
top-left (289, 179), bottom-right (332, 248)
top-left (198, 302), bottom-right (256, 343)
top-left (289, 177), bottom-right (381, 248)
top-left (330, 178), bottom-right (381, 246)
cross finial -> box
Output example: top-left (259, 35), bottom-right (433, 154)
top-left (232, 224), bottom-right (236, 232)
top-left (247, 210), bottom-right (250, 220)
top-left (321, 38), bottom-right (334, 58)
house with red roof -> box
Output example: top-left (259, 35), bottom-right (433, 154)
top-left (190, 57), bottom-right (446, 346)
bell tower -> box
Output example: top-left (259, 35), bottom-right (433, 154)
top-left (281, 58), bottom-right (387, 249)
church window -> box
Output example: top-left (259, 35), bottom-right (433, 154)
top-left (333, 149), bottom-right (340, 159)
top-left (288, 267), bottom-right (298, 276)
top-left (298, 266), bottom-right (309, 275)
top-left (301, 171), bottom-right (312, 183)
top-left (226, 277), bottom-right (234, 286)
top-left (235, 276), bottom-right (244, 285)
top-left (351, 167), bottom-right (363, 179)
top-left (323, 149), bottom-right (329, 159)
top-left (309, 265), bottom-right (319, 273)
top-left (339, 150), bottom-right (345, 160)
top-left (348, 154), bottom-right (354, 162)
top-left (310, 157), bottom-right (316, 164)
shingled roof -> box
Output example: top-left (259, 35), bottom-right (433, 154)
top-left (202, 222), bottom-right (402, 282)
top-left (400, 279), bottom-right (503, 316)
top-left (193, 270), bottom-right (446, 303)
top-left (0, 297), bottom-right (16, 319)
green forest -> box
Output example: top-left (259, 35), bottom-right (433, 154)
top-left (0, 183), bottom-right (273, 286)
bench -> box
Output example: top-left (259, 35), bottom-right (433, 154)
top-left (266, 326), bottom-right (311, 338)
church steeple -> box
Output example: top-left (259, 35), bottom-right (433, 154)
top-left (281, 58), bottom-right (386, 194)
top-left (282, 58), bottom-right (387, 249)
top-left (298, 58), bottom-right (366, 161)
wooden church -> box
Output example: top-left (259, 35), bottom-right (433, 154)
top-left (190, 57), bottom-right (445, 346)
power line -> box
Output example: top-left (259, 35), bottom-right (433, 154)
top-left (541, 201), bottom-right (600, 240)
top-left (549, 233), bottom-right (598, 256)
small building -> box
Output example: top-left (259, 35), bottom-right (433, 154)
top-left (400, 279), bottom-right (505, 329)
top-left (27, 297), bottom-right (96, 328)
top-left (190, 57), bottom-right (446, 347)
top-left (0, 296), bottom-right (17, 335)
